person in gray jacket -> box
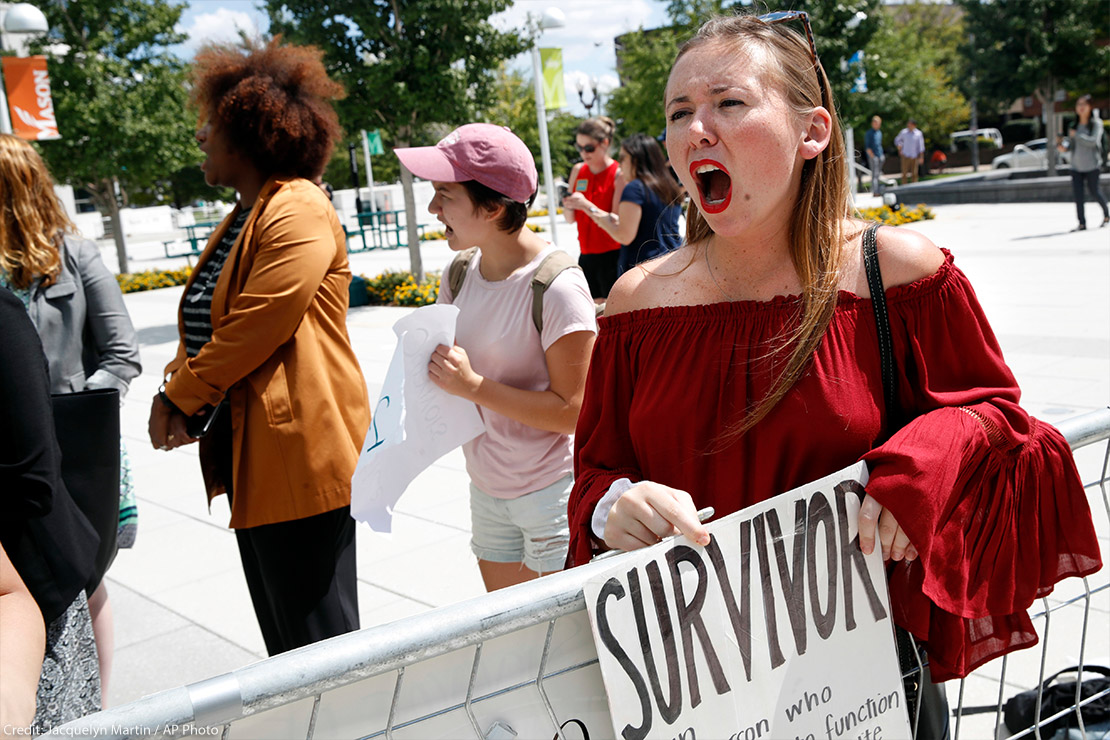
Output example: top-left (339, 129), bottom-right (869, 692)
top-left (0, 133), bottom-right (141, 709)
top-left (1060, 94), bottom-right (1109, 231)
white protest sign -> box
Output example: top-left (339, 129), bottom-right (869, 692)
top-left (350, 304), bottom-right (485, 532)
top-left (584, 462), bottom-right (911, 740)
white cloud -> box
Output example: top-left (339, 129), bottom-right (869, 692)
top-left (178, 9), bottom-right (261, 54)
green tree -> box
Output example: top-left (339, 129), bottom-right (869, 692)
top-left (266, 0), bottom-right (528, 280)
top-left (608, 26), bottom-right (683, 140)
top-left (956, 0), bottom-right (1110, 174)
top-left (860, 4), bottom-right (969, 155)
top-left (33, 0), bottom-right (198, 274)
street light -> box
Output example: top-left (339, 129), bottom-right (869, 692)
top-left (0, 2), bottom-right (50, 134)
top-left (575, 75), bottom-right (599, 117)
top-left (529, 7), bottom-right (565, 245)
top-left (839, 11), bottom-right (867, 199)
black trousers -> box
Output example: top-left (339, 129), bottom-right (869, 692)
top-left (215, 413), bottom-right (359, 655)
top-left (235, 506), bottom-right (359, 656)
top-left (578, 249), bottom-right (620, 300)
top-left (1071, 169), bottom-right (1109, 227)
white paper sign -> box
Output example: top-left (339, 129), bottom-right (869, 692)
top-left (584, 462), bottom-right (912, 740)
top-left (351, 304), bottom-right (485, 532)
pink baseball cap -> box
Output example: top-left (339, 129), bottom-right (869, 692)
top-left (395, 123), bottom-right (538, 204)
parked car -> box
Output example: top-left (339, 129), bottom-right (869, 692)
top-left (949, 127), bottom-right (1003, 152)
top-left (991, 138), bottom-right (1071, 169)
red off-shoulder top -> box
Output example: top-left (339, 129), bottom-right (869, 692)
top-left (567, 249), bottom-right (1101, 681)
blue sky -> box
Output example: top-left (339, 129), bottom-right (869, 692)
top-left (176, 0), bottom-right (672, 116)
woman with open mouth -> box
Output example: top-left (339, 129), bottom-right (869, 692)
top-left (565, 11), bottom-right (1101, 737)
top-left (397, 124), bottom-right (597, 592)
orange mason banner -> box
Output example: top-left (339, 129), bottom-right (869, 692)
top-left (2, 56), bottom-right (61, 141)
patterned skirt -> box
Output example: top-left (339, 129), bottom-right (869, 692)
top-left (32, 590), bottom-right (102, 733)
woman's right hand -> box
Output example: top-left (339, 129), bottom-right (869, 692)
top-left (603, 481), bottom-right (710, 552)
top-left (562, 192), bottom-right (591, 213)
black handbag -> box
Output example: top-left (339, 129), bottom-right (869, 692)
top-left (51, 387), bottom-right (121, 594)
top-left (1002, 665), bottom-right (1110, 736)
top-left (863, 223), bottom-right (951, 740)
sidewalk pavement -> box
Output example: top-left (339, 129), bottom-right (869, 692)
top-left (100, 202), bottom-right (1108, 725)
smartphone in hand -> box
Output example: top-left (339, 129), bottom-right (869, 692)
top-left (185, 403), bottom-right (223, 438)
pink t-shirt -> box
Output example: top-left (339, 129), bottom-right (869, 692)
top-left (438, 246), bottom-right (597, 498)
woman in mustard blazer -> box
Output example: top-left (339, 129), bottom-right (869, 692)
top-left (148, 40), bottom-right (370, 655)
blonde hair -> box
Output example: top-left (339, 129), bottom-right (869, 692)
top-left (672, 14), bottom-right (852, 443)
top-left (0, 135), bottom-right (72, 289)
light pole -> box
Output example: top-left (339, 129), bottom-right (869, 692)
top-left (529, 7), bottom-right (564, 245)
top-left (839, 10), bottom-right (867, 198)
top-left (0, 2), bottom-right (50, 135)
top-left (576, 75), bottom-right (599, 118)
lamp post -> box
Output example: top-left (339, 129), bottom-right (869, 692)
top-left (576, 75), bottom-right (599, 117)
top-left (529, 7), bottom-right (565, 245)
top-left (839, 10), bottom-right (866, 198)
top-left (0, 2), bottom-right (50, 134)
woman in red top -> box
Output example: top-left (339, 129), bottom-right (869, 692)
top-left (562, 117), bottom-right (623, 302)
top-left (567, 12), bottom-right (1100, 687)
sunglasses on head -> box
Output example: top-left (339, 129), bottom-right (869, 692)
top-left (757, 10), bottom-right (827, 102)
top-left (575, 142), bottom-right (598, 154)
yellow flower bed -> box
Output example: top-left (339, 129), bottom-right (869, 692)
top-left (528, 207), bottom-right (563, 217)
top-left (116, 267), bottom-right (192, 294)
top-left (362, 270), bottom-right (441, 307)
top-left (856, 203), bottom-right (934, 226)
top-left (393, 275), bottom-right (441, 307)
top-left (115, 265), bottom-right (442, 308)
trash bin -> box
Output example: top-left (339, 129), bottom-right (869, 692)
top-left (349, 275), bottom-right (369, 307)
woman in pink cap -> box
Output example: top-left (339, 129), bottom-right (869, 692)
top-left (396, 124), bottom-right (598, 591)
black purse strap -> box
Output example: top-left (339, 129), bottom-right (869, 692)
top-left (862, 223), bottom-right (899, 428)
top-left (863, 223), bottom-right (928, 728)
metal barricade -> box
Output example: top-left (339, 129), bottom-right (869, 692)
top-left (47, 408), bottom-right (1110, 740)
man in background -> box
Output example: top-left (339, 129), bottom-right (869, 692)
top-left (865, 115), bottom-right (885, 195)
top-left (895, 118), bottom-right (926, 184)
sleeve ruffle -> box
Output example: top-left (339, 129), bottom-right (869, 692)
top-left (860, 257), bottom-right (1101, 680)
top-left (863, 402), bottom-right (1101, 682)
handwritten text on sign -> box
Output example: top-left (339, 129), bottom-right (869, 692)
top-left (350, 305), bottom-right (485, 532)
top-left (584, 463), bottom-right (911, 740)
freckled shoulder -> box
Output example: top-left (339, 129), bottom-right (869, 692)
top-left (603, 265), bottom-right (649, 317)
top-left (872, 223), bottom-right (945, 290)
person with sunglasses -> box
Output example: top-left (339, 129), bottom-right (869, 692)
top-left (578, 133), bottom-right (684, 276)
top-left (566, 8), bottom-right (1100, 714)
top-left (562, 117), bottom-right (624, 303)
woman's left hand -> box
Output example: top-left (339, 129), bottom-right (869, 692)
top-left (148, 394), bottom-right (197, 451)
top-left (428, 344), bottom-right (482, 401)
top-left (858, 494), bottom-right (918, 562)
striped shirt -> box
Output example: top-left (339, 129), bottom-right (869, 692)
top-left (183, 209), bottom-right (250, 358)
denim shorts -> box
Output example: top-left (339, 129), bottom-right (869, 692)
top-left (469, 474), bottom-right (571, 574)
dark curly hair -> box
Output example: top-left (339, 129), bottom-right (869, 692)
top-left (190, 39), bottom-right (345, 179)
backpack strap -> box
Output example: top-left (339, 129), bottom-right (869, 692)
top-left (446, 247), bottom-right (480, 301)
top-left (531, 250), bottom-right (581, 333)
